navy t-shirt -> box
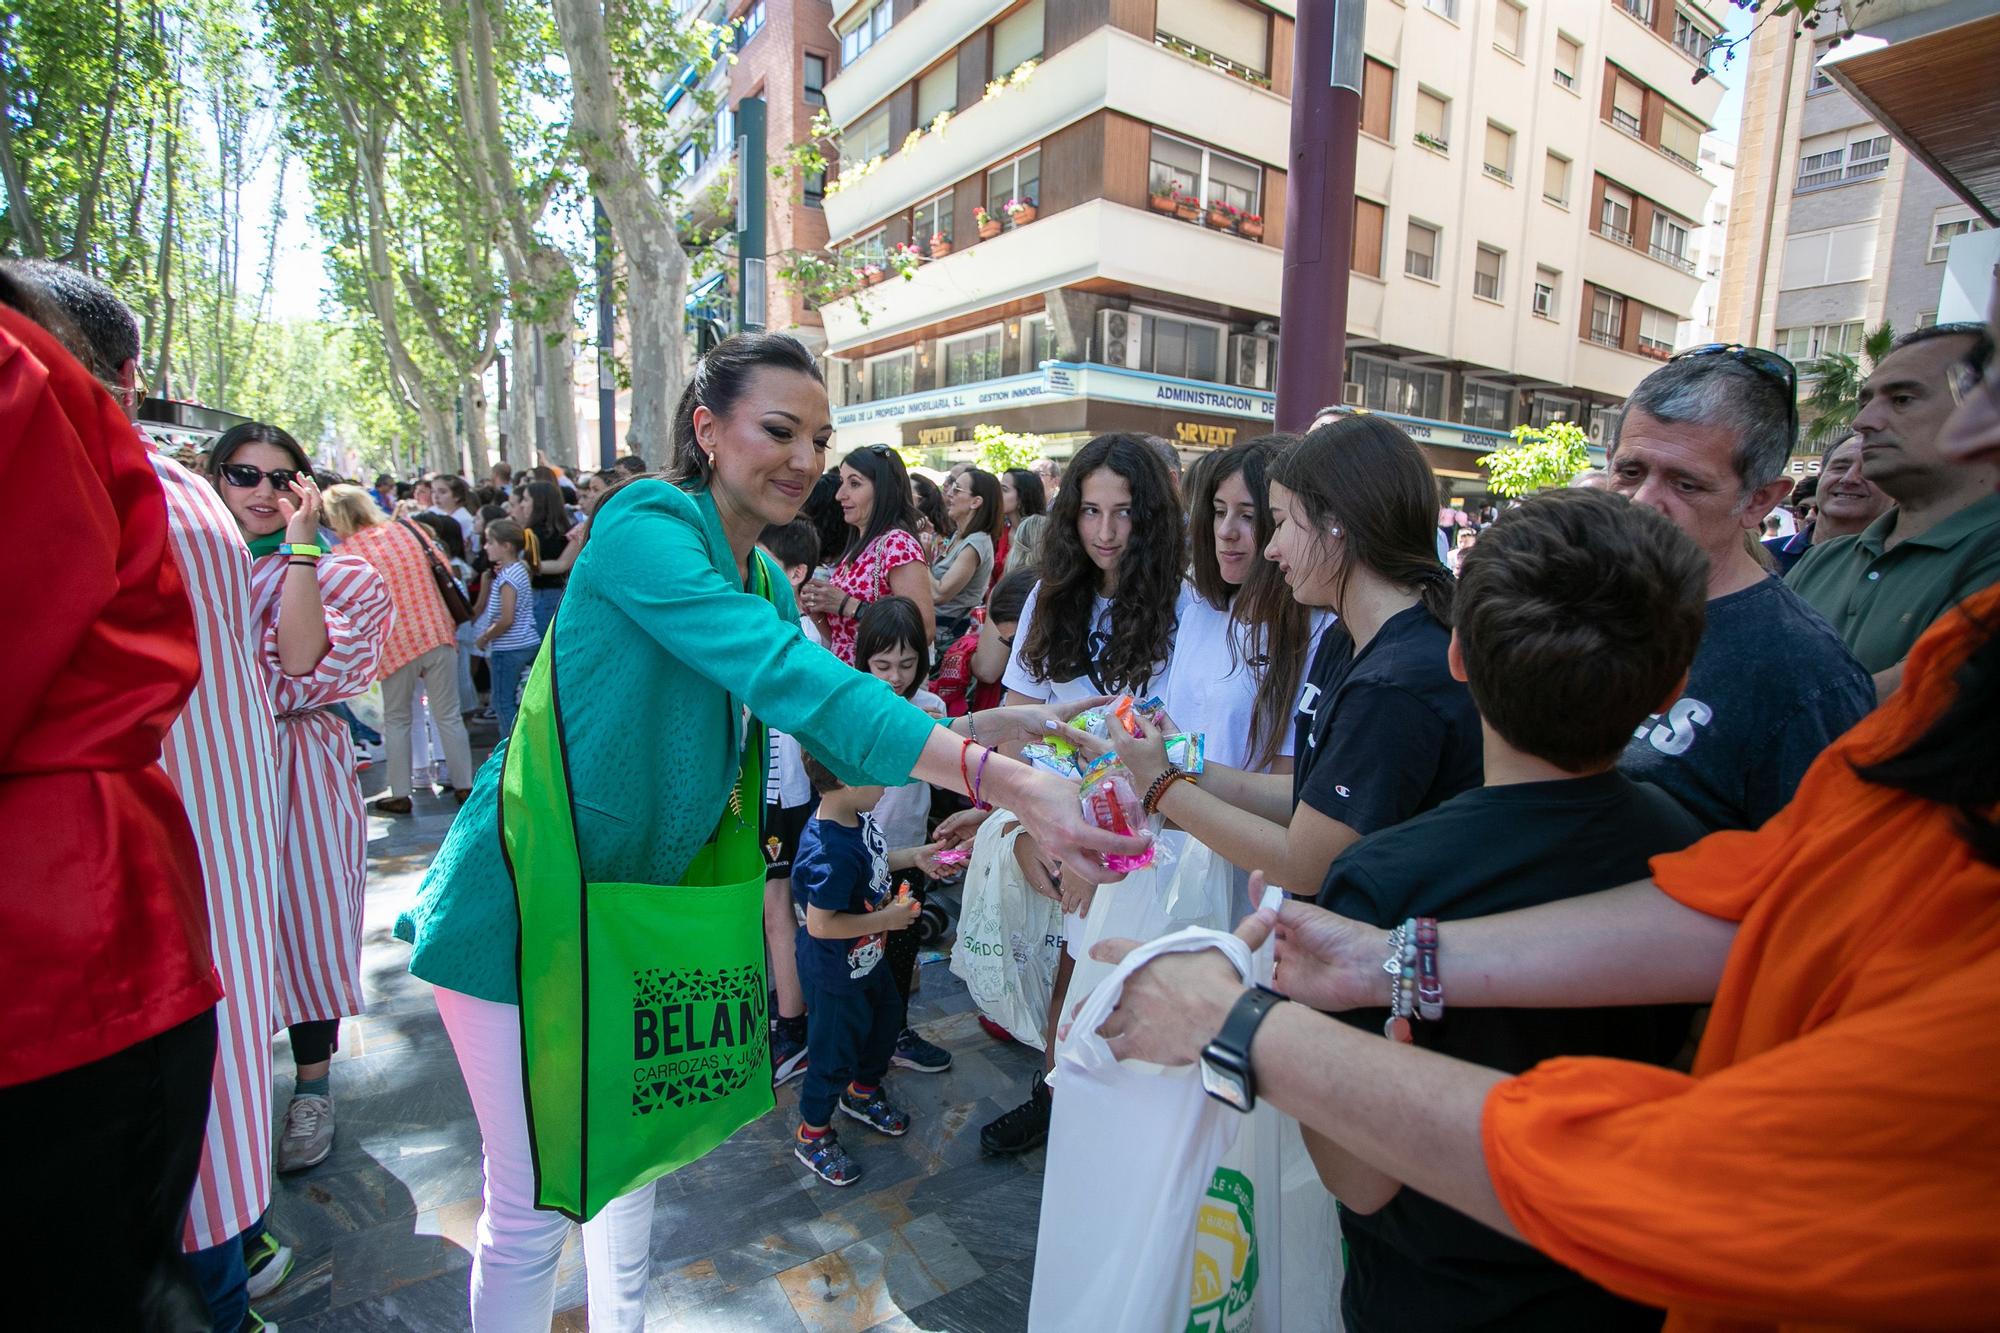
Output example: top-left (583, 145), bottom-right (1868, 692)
top-left (1291, 605), bottom-right (1483, 881)
top-left (1618, 576), bottom-right (1874, 831)
top-left (791, 813), bottom-right (893, 990)
top-left (1320, 771), bottom-right (1704, 1332)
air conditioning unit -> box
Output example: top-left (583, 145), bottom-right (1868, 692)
top-left (1342, 381), bottom-right (1365, 407)
top-left (1586, 417), bottom-right (1609, 445)
top-left (1097, 308), bottom-right (1144, 368)
top-left (1228, 334), bottom-right (1276, 390)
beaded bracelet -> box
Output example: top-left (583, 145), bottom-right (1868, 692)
top-left (1382, 922), bottom-right (1418, 1043)
top-left (1414, 916), bottom-right (1444, 1021)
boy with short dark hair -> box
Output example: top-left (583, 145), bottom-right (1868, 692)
top-left (1312, 488), bottom-right (1711, 1332)
top-left (758, 519), bottom-right (823, 1084)
top-left (790, 750), bottom-right (930, 1187)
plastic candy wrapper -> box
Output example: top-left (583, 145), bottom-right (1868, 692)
top-left (1163, 732), bottom-right (1205, 774)
top-left (1070, 694), bottom-right (1170, 742)
top-left (1022, 742), bottom-right (1081, 777)
top-left (1079, 754), bottom-right (1156, 872)
top-left (931, 847), bottom-right (970, 867)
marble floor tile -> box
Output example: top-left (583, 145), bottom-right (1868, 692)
top-left (650, 1273), bottom-right (810, 1331)
top-left (896, 1257), bottom-right (1036, 1333)
top-left (774, 1215), bottom-right (983, 1333)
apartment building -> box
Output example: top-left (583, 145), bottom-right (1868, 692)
top-left (1678, 135), bottom-right (1734, 347)
top-left (667, 0), bottom-right (839, 346)
top-left (809, 0), bottom-right (1723, 483)
top-left (1716, 19), bottom-right (1989, 376)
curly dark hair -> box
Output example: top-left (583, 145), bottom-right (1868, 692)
top-left (1020, 433), bottom-right (1185, 693)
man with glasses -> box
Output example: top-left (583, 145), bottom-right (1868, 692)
top-left (1608, 348), bottom-right (1875, 831)
top-left (1786, 323), bottom-right (2000, 699)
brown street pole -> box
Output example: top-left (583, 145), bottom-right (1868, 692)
top-left (1275, 0), bottom-right (1366, 432)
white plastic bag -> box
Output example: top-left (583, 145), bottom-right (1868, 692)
top-left (1030, 921), bottom-right (1261, 1333)
top-left (949, 809), bottom-right (1064, 1050)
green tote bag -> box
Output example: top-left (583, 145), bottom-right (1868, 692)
top-left (501, 562), bottom-right (776, 1223)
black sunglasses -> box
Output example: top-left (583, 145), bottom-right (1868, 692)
top-left (1671, 343), bottom-right (1799, 440)
top-left (219, 462), bottom-right (303, 491)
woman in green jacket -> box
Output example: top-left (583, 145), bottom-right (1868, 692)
top-left (395, 333), bottom-right (1136, 1331)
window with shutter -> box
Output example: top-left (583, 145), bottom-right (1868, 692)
top-left (1474, 245), bottom-right (1504, 300)
top-left (916, 62), bottom-right (955, 128)
top-left (1611, 76), bottom-right (1643, 137)
top-left (1600, 184), bottom-right (1633, 244)
top-left (992, 0), bottom-right (1045, 76)
top-left (1544, 152), bottom-right (1571, 204)
top-left (1484, 123), bottom-right (1515, 182)
top-left (1416, 90), bottom-right (1450, 149)
top-left (1533, 266), bottom-right (1559, 318)
top-left (1494, 1), bottom-right (1524, 55)
top-left (1406, 221), bottom-right (1440, 280)
top-left (1660, 114), bottom-right (1701, 169)
top-left (1553, 34), bottom-right (1580, 88)
top-left (1352, 198), bottom-right (1386, 277)
top-left (1361, 58), bottom-right (1394, 139)
top-left (1156, 0), bottom-right (1271, 73)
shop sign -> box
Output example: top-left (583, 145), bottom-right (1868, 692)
top-left (1785, 454), bottom-right (1825, 478)
top-left (915, 426), bottom-right (960, 447)
top-left (1052, 362), bottom-right (1276, 422)
top-left (831, 371), bottom-right (1061, 429)
top-left (1173, 421), bottom-right (1239, 447)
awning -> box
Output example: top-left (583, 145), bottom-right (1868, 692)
top-left (1825, 8), bottom-right (2000, 225)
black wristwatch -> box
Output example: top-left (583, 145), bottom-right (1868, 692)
top-left (1199, 984), bottom-right (1286, 1113)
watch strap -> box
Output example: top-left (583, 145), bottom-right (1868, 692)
top-left (1203, 984), bottom-right (1286, 1110)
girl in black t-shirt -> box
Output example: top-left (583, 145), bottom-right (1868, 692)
top-left (509, 479), bottom-right (572, 636)
top-left (1077, 415), bottom-right (1482, 902)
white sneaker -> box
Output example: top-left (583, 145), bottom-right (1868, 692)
top-left (242, 1229), bottom-right (294, 1299)
top-left (275, 1094), bottom-right (334, 1173)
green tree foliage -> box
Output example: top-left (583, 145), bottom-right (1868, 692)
top-left (1482, 420), bottom-right (1592, 497)
top-left (1800, 322), bottom-right (1895, 451)
top-left (973, 424), bottom-right (1046, 473)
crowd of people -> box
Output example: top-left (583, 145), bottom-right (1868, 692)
top-left (5, 237), bottom-right (1998, 1333)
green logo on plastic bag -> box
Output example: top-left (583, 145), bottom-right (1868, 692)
top-left (1187, 1165), bottom-right (1258, 1331)
top-left (631, 962), bottom-right (767, 1115)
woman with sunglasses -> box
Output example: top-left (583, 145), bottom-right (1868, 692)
top-left (394, 333), bottom-right (1142, 1330)
top-left (798, 443), bottom-right (935, 662)
top-left (208, 422), bottom-right (393, 1174)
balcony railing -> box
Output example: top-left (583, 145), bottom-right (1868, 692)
top-left (1155, 31), bottom-right (1275, 90)
top-left (1588, 326), bottom-right (1624, 348)
top-left (1648, 243), bottom-right (1696, 273)
top-left (1611, 108), bottom-right (1643, 138)
top-left (1483, 162), bottom-right (1513, 183)
top-left (1660, 145), bottom-right (1699, 172)
top-left (1599, 221), bottom-right (1634, 247)
top-left (1553, 68), bottom-right (1576, 89)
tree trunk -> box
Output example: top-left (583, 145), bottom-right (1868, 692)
top-left (151, 86), bottom-right (180, 396)
top-left (507, 319), bottom-right (537, 469)
top-left (548, 0), bottom-right (689, 462)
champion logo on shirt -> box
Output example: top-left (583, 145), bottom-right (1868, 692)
top-left (1334, 784), bottom-right (1352, 799)
top-left (1635, 696), bottom-right (1714, 757)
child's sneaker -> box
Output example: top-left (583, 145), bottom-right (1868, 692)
top-left (771, 1023), bottom-right (808, 1086)
top-left (891, 1027), bottom-right (952, 1073)
top-left (837, 1085), bottom-right (911, 1136)
top-left (794, 1127), bottom-right (860, 1186)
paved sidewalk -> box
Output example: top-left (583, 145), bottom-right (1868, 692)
top-left (257, 741), bottom-right (1049, 1332)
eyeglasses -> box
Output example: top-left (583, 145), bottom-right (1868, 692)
top-left (1671, 343), bottom-right (1800, 441)
top-left (218, 462), bottom-right (302, 491)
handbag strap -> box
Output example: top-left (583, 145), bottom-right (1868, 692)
top-left (397, 517), bottom-right (451, 578)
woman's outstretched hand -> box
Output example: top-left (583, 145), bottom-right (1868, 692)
top-left (1008, 764), bottom-right (1149, 886)
top-left (969, 695), bottom-right (1113, 750)
top-left (1062, 707), bottom-right (1173, 791)
top-left (1272, 898), bottom-right (1390, 1013)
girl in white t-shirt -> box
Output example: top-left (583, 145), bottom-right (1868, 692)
top-left (982, 432), bottom-right (1187, 1156)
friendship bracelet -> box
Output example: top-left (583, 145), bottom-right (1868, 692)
top-left (1141, 765), bottom-right (1194, 816)
top-left (1382, 922), bottom-right (1418, 1043)
top-left (278, 542), bottom-right (323, 558)
top-left (957, 737), bottom-right (975, 801)
top-left (971, 744), bottom-right (993, 811)
top-left (1414, 917), bottom-right (1444, 1021)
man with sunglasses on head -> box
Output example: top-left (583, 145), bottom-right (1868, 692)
top-left (1608, 347), bottom-right (1875, 832)
top-left (1785, 323), bottom-right (2000, 701)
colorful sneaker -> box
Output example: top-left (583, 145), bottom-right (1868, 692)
top-left (979, 1071), bottom-right (1051, 1156)
top-left (242, 1229), bottom-right (294, 1300)
top-left (275, 1094), bottom-right (334, 1173)
top-left (771, 1024), bottom-right (808, 1086)
top-left (837, 1085), bottom-right (911, 1137)
top-left (794, 1128), bottom-right (860, 1187)
top-left (891, 1027), bottom-right (952, 1073)
top-left (241, 1310), bottom-right (280, 1332)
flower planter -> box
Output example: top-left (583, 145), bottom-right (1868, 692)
top-left (1008, 205), bottom-right (1038, 225)
top-left (863, 270), bottom-right (884, 286)
top-left (930, 240), bottom-right (952, 258)
top-left (1239, 219), bottom-right (1264, 242)
top-left (1148, 194), bottom-right (1177, 215)
top-left (1174, 202), bottom-right (1201, 223)
top-left (978, 220), bottom-right (1002, 240)
top-left (1206, 209), bottom-right (1233, 230)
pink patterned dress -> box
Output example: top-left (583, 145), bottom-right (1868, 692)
top-left (248, 550), bottom-right (393, 1027)
top-left (825, 527), bottom-right (927, 664)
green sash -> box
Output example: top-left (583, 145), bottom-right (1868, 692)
top-left (501, 556), bottom-right (776, 1223)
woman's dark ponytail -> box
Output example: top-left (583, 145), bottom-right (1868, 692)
top-left (665, 332), bottom-right (824, 489)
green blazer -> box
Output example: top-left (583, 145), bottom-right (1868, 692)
top-left (395, 479), bottom-right (934, 1004)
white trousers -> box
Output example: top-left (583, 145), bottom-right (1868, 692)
top-left (433, 987), bottom-right (655, 1332)
top-left (382, 644), bottom-right (474, 797)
